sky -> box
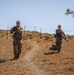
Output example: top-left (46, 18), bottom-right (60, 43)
top-left (0, 0), bottom-right (74, 35)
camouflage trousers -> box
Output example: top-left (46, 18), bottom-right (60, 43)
top-left (56, 40), bottom-right (62, 52)
top-left (13, 39), bottom-right (22, 59)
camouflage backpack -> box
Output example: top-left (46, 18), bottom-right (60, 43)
top-left (49, 44), bottom-right (57, 50)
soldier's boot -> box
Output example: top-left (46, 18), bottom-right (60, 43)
top-left (13, 47), bottom-right (18, 60)
top-left (58, 48), bottom-right (60, 53)
top-left (57, 46), bottom-right (61, 53)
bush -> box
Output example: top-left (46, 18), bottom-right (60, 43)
top-left (22, 35), bottom-right (27, 40)
top-left (27, 34), bottom-right (34, 39)
top-left (44, 35), bottom-right (50, 40)
top-left (9, 34), bottom-right (12, 37)
top-left (29, 35), bottom-right (34, 39)
top-left (1, 35), bottom-right (4, 37)
top-left (0, 30), bottom-right (4, 34)
top-left (32, 31), bottom-right (39, 33)
top-left (67, 35), bottom-right (74, 39)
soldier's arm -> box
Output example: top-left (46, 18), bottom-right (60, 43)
top-left (10, 26), bottom-right (15, 34)
top-left (62, 31), bottom-right (68, 41)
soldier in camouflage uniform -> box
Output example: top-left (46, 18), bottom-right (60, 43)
top-left (10, 20), bottom-right (22, 60)
top-left (55, 25), bottom-right (68, 53)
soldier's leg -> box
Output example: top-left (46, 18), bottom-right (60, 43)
top-left (13, 40), bottom-right (18, 59)
top-left (13, 46), bottom-right (18, 59)
top-left (57, 44), bottom-right (61, 53)
top-left (57, 41), bottom-right (62, 53)
top-left (17, 40), bottom-right (22, 58)
top-left (56, 41), bottom-right (59, 50)
top-left (56, 41), bottom-right (61, 53)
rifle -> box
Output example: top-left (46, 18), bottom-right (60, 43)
top-left (62, 36), bottom-right (68, 41)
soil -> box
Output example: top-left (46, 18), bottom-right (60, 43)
top-left (0, 32), bottom-right (74, 75)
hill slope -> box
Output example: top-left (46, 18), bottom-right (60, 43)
top-left (0, 31), bottom-right (74, 75)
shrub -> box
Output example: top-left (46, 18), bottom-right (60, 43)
top-left (9, 34), bottom-right (12, 37)
top-left (1, 35), bottom-right (4, 37)
top-left (67, 35), bottom-right (74, 39)
top-left (22, 35), bottom-right (27, 40)
top-left (32, 31), bottom-right (39, 33)
top-left (27, 34), bottom-right (34, 39)
top-left (0, 30), bottom-right (4, 34)
top-left (29, 35), bottom-right (34, 39)
top-left (44, 35), bottom-right (50, 40)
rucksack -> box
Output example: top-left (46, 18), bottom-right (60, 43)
top-left (49, 44), bottom-right (57, 50)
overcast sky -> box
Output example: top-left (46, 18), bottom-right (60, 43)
top-left (0, 0), bottom-right (74, 35)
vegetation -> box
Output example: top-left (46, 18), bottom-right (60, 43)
top-left (67, 35), bottom-right (74, 39)
top-left (27, 34), bottom-right (34, 39)
top-left (1, 35), bottom-right (4, 37)
top-left (0, 30), bottom-right (4, 34)
top-left (44, 35), bottom-right (51, 40)
top-left (22, 35), bottom-right (27, 40)
top-left (65, 9), bottom-right (74, 17)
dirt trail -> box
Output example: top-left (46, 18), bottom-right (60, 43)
top-left (22, 41), bottom-right (47, 75)
top-left (0, 38), bottom-right (48, 75)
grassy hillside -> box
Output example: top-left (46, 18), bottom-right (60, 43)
top-left (0, 30), bottom-right (74, 75)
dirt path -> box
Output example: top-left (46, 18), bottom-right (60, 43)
top-left (0, 40), bottom-right (46, 75)
top-left (22, 41), bottom-right (47, 75)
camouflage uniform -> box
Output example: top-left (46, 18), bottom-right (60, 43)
top-left (55, 29), bottom-right (67, 52)
top-left (10, 26), bottom-right (22, 59)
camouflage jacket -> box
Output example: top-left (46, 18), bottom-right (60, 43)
top-left (10, 26), bottom-right (22, 40)
top-left (54, 29), bottom-right (67, 40)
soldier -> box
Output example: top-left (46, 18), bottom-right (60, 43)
top-left (10, 20), bottom-right (22, 60)
top-left (54, 25), bottom-right (68, 53)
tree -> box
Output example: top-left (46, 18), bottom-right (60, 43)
top-left (65, 9), bottom-right (74, 17)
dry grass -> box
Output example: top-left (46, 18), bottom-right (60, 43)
top-left (0, 30), bottom-right (74, 75)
